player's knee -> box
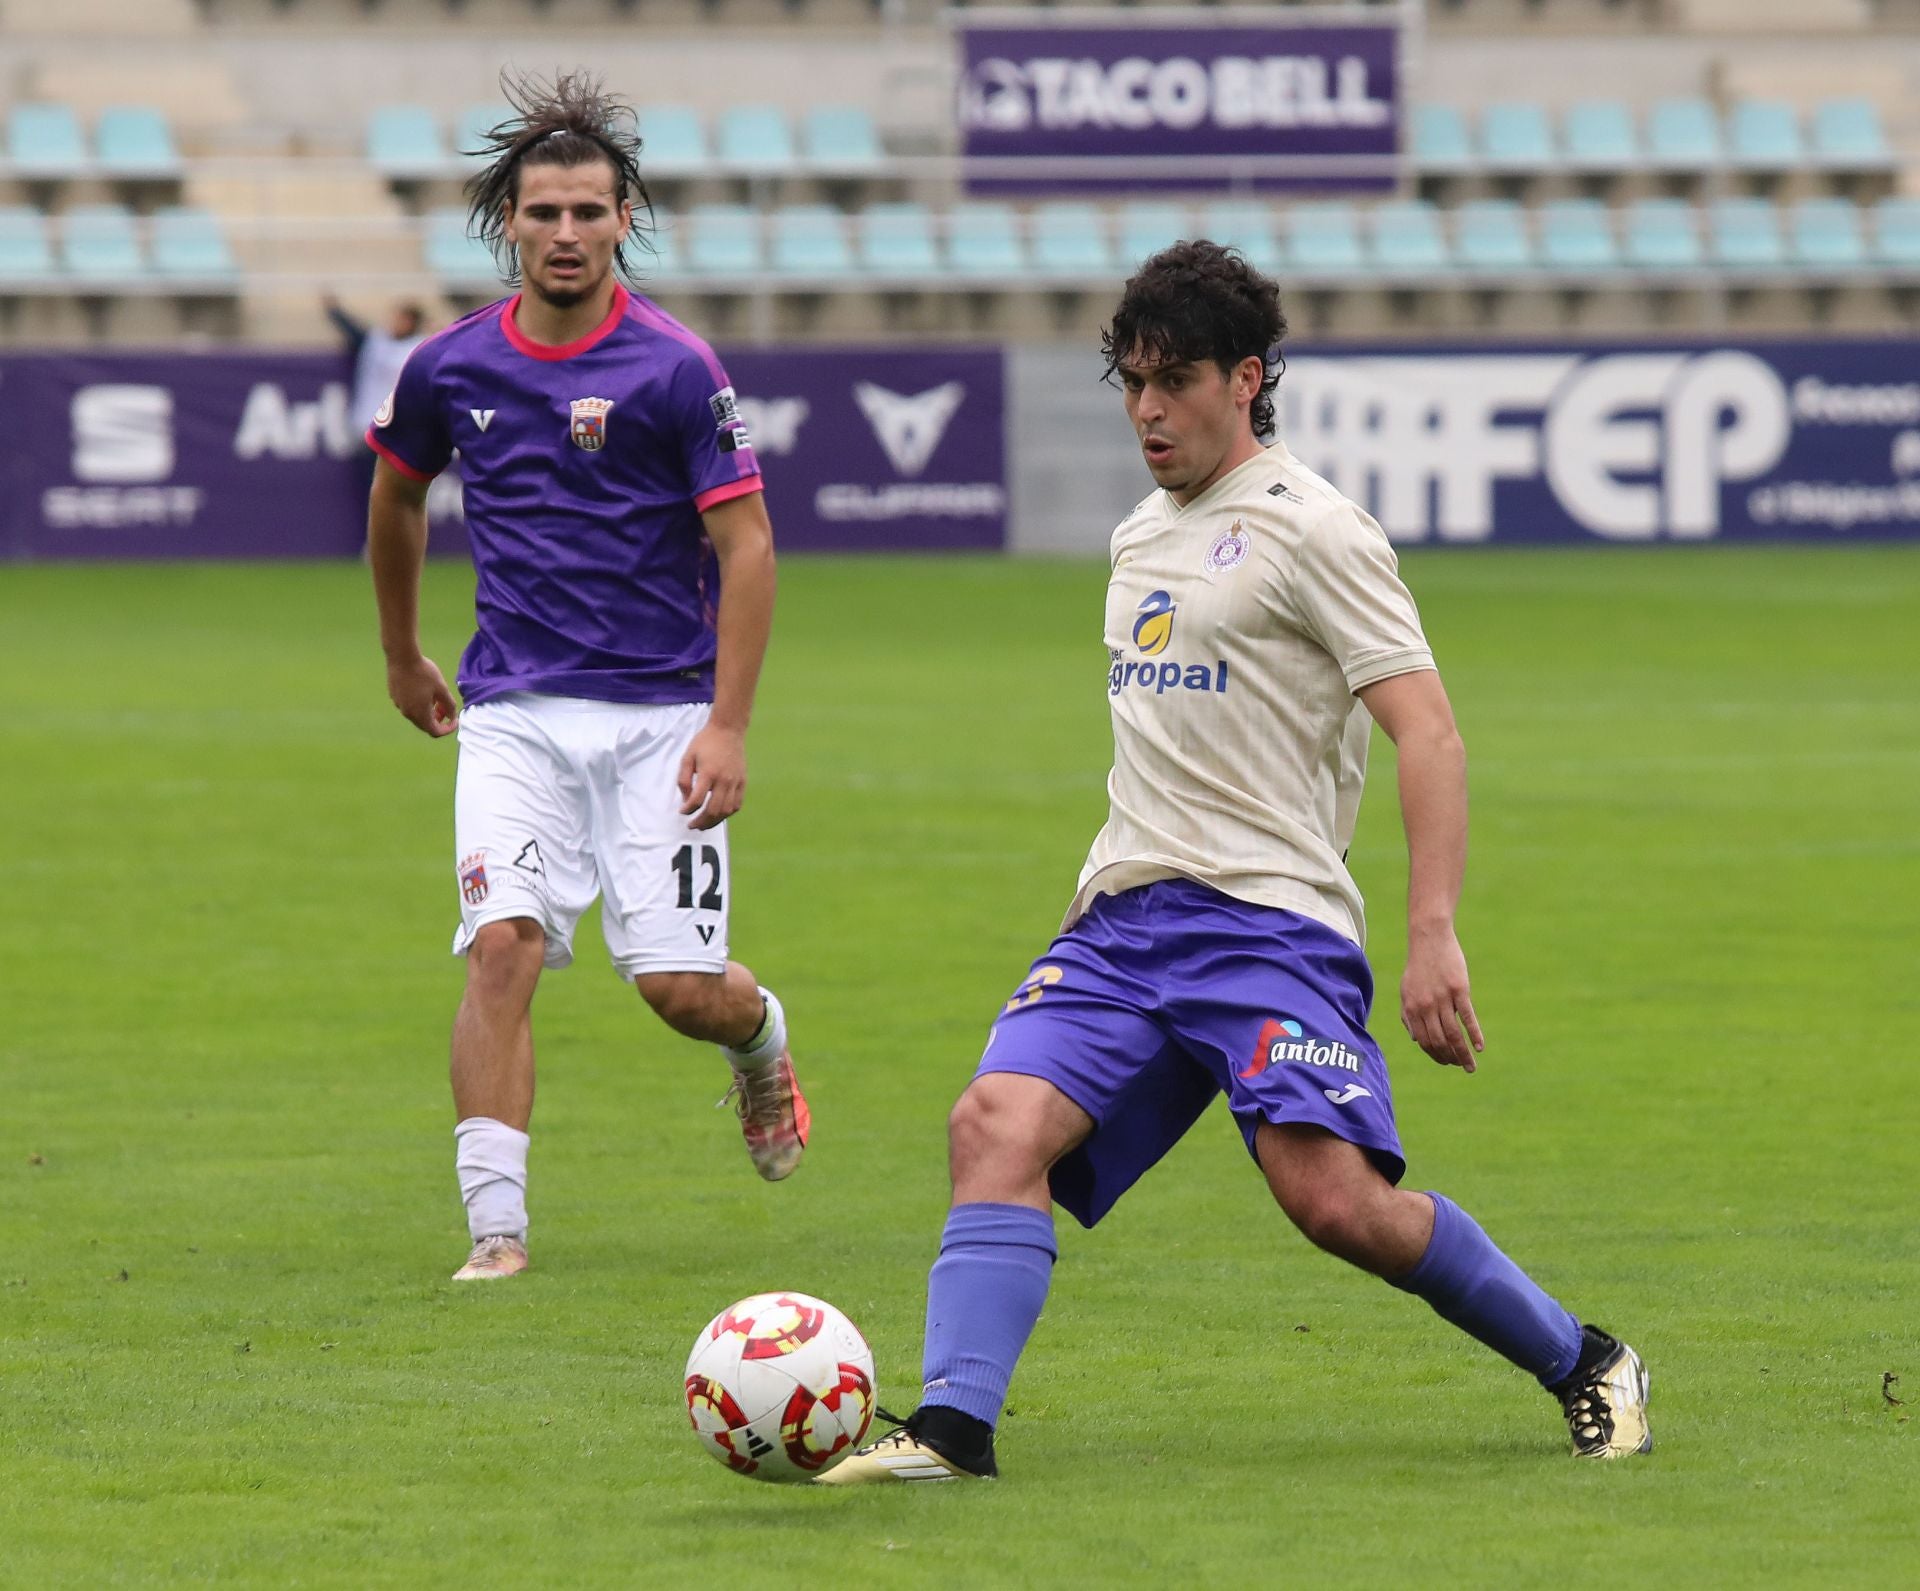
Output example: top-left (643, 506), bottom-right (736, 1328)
top-left (465, 918), bottom-right (544, 1006)
top-left (947, 1083), bottom-right (1049, 1185)
top-left (1279, 1180), bottom-right (1373, 1259)
top-left (635, 970), bottom-right (723, 1036)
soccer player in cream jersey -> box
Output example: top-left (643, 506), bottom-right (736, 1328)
top-left (822, 241), bottom-right (1650, 1483)
top-left (366, 74), bottom-right (806, 1282)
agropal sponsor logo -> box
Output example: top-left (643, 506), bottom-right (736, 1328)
top-left (1108, 590), bottom-right (1228, 698)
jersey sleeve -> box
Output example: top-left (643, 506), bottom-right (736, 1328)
top-left (1290, 503), bottom-right (1436, 693)
top-left (665, 348), bottom-right (763, 513)
top-left (364, 340), bottom-right (452, 481)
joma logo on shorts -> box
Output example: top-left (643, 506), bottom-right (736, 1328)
top-left (1239, 1016), bottom-right (1364, 1079)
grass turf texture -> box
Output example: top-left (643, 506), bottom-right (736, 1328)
top-left (2, 549), bottom-right (1914, 1587)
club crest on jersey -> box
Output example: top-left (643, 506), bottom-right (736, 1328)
top-left (1205, 519), bottom-right (1250, 574)
top-left (569, 396), bottom-right (614, 452)
top-left (458, 851), bottom-right (489, 906)
top-left (1131, 590), bottom-right (1176, 656)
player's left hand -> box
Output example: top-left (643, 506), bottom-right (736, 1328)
top-left (1400, 923), bottom-right (1484, 1073)
top-left (678, 724), bottom-right (747, 830)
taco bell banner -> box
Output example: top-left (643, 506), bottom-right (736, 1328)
top-left (957, 19), bottom-right (1400, 193)
top-left (0, 346), bottom-right (1005, 560)
top-left (1280, 340), bottom-right (1920, 544)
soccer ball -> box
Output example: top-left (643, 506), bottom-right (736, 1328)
top-left (683, 1291), bottom-right (876, 1482)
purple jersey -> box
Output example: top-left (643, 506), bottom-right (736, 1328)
top-left (367, 283), bottom-right (762, 707)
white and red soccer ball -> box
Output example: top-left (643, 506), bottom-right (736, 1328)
top-left (684, 1292), bottom-right (876, 1482)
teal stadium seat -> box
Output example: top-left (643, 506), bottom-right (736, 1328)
top-left (424, 208), bottom-right (501, 286)
top-left (1454, 199), bottom-right (1533, 272)
top-left (61, 204), bottom-right (144, 279)
top-left (1479, 102), bottom-right (1556, 170)
top-left (1788, 198), bottom-right (1867, 271)
top-left (857, 203), bottom-right (940, 276)
top-left (1810, 99), bottom-right (1894, 171)
top-left (368, 106), bottom-right (445, 178)
top-left (1031, 203), bottom-right (1114, 276)
top-left (717, 106), bottom-right (796, 172)
top-left (1369, 200), bottom-right (1450, 274)
top-left (1410, 104), bottom-right (1472, 172)
top-left (8, 103), bottom-right (88, 178)
top-left (96, 107), bottom-right (181, 179)
top-left (0, 206), bottom-right (56, 280)
top-left (637, 106), bottom-right (707, 174)
top-left (454, 105), bottom-right (512, 165)
top-left (1289, 203), bottom-right (1365, 275)
top-left (1562, 101), bottom-right (1637, 170)
top-left (686, 204), bottom-right (764, 276)
top-left (1118, 201), bottom-right (1189, 269)
top-left (770, 205), bottom-right (854, 277)
top-left (1198, 201), bottom-right (1282, 273)
top-left (637, 213), bottom-right (681, 276)
top-left (803, 107), bottom-right (883, 171)
top-left (1871, 197), bottom-right (1920, 269)
top-left (945, 203), bottom-right (1025, 278)
top-left (1709, 197), bottom-right (1786, 269)
top-left (151, 207), bottom-right (237, 282)
top-left (1728, 101), bottom-right (1803, 171)
top-left (1624, 198), bottom-right (1704, 270)
top-left (1539, 198), bottom-right (1619, 271)
top-left (1647, 99), bottom-right (1721, 170)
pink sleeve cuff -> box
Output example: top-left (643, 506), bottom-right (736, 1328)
top-left (694, 475), bottom-right (764, 513)
top-left (366, 430), bottom-right (438, 482)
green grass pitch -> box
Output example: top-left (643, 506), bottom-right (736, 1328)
top-left (2, 548), bottom-right (1915, 1586)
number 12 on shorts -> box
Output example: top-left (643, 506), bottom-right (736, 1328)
top-left (672, 843), bottom-right (724, 911)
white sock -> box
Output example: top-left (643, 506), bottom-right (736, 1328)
top-left (723, 986), bottom-right (787, 1073)
top-left (455, 1116), bottom-right (529, 1241)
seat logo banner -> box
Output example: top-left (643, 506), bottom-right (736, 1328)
top-left (956, 19), bottom-right (1400, 193)
top-left (1278, 340), bottom-right (1920, 544)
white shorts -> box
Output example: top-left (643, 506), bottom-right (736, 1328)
top-left (451, 693), bottom-right (729, 978)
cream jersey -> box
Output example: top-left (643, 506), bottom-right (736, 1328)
top-left (1066, 442), bottom-right (1435, 947)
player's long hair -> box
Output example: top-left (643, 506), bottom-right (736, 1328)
top-left (464, 70), bottom-right (654, 286)
top-left (1101, 241), bottom-right (1287, 440)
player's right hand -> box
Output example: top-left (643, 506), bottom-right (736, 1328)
top-left (387, 654), bottom-right (459, 737)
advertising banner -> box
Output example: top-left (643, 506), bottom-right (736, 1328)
top-left (1278, 340), bottom-right (1920, 544)
top-left (956, 18), bottom-right (1400, 193)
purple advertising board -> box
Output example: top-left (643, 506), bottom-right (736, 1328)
top-left (0, 344), bottom-right (1005, 561)
top-left (956, 18), bottom-right (1400, 193)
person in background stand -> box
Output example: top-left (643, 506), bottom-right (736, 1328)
top-left (325, 295), bottom-right (429, 507)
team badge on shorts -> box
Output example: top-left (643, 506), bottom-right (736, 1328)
top-left (569, 396), bottom-right (614, 451)
top-left (1205, 519), bottom-right (1250, 574)
top-left (459, 851), bottom-right (490, 905)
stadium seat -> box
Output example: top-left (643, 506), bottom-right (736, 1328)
top-left (368, 106), bottom-right (445, 178)
top-left (685, 203), bottom-right (764, 276)
top-left (1788, 198), bottom-right (1867, 271)
top-left (1479, 102), bottom-right (1555, 170)
top-left (1454, 199), bottom-right (1533, 273)
top-left (0, 206), bottom-right (56, 280)
top-left (857, 202), bottom-right (940, 277)
top-left (1539, 198), bottom-right (1619, 272)
top-left (717, 106), bottom-right (796, 172)
top-left (1369, 200), bottom-right (1450, 274)
top-left (1410, 104), bottom-right (1472, 172)
top-left (637, 214), bottom-right (681, 277)
top-left (1728, 101), bottom-right (1803, 171)
top-left (1031, 203), bottom-right (1114, 277)
top-left (770, 204), bottom-right (854, 277)
top-left (61, 204), bottom-right (144, 279)
top-left (1118, 201), bottom-right (1190, 269)
top-left (150, 207), bottom-right (238, 282)
top-left (1810, 98), bottom-right (1894, 171)
top-left (1289, 203), bottom-right (1365, 275)
top-left (95, 107), bottom-right (182, 180)
top-left (1562, 101), bottom-right (1637, 170)
top-left (945, 203), bottom-right (1025, 277)
top-left (1197, 201), bottom-right (1282, 273)
top-left (1647, 99), bottom-right (1721, 170)
top-left (1623, 197), bottom-right (1705, 270)
top-left (1871, 197), bottom-right (1920, 269)
top-left (453, 104), bottom-right (511, 164)
top-left (1708, 197), bottom-right (1787, 269)
top-left (7, 103), bottom-right (88, 179)
top-left (424, 208), bottom-right (500, 285)
top-left (802, 107), bottom-right (883, 171)
top-left (637, 106), bottom-right (707, 174)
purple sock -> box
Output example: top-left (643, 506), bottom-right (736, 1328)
top-left (920, 1202), bottom-right (1057, 1427)
top-left (1392, 1192), bottom-right (1583, 1386)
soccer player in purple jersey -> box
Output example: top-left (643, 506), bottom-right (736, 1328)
top-left (821, 243), bottom-right (1650, 1482)
top-left (365, 75), bottom-right (807, 1282)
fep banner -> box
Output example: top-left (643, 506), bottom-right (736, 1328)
top-left (0, 345), bottom-right (1006, 560)
top-left (956, 17), bottom-right (1400, 193)
top-left (1279, 339), bottom-right (1920, 544)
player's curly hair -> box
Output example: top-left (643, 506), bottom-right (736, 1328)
top-left (1101, 240), bottom-right (1287, 439)
top-left (464, 70), bottom-right (654, 285)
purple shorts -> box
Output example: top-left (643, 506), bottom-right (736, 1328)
top-left (977, 878), bottom-right (1405, 1228)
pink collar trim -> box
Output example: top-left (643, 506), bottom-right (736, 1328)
top-left (500, 283), bottom-right (629, 361)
